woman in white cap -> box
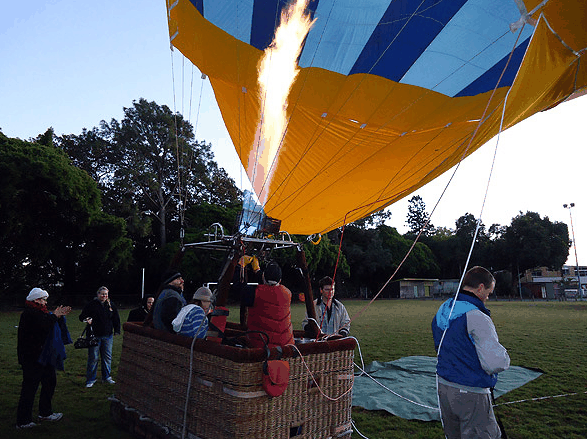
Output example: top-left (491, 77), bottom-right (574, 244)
top-left (16, 288), bottom-right (71, 429)
top-left (172, 287), bottom-right (214, 338)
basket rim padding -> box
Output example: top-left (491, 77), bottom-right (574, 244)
top-left (123, 322), bottom-right (357, 363)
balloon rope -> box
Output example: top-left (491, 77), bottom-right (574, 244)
top-left (169, 45), bottom-right (185, 245)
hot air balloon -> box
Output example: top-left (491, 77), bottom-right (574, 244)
top-left (165, 0), bottom-right (586, 236)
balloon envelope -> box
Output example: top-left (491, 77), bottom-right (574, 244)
top-left (167, 0), bottom-right (587, 235)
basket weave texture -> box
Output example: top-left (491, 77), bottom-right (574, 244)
top-left (115, 323), bottom-right (355, 439)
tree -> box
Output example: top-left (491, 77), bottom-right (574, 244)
top-left (406, 195), bottom-right (434, 236)
top-left (64, 98), bottom-right (241, 250)
top-left (342, 224), bottom-right (438, 297)
top-left (351, 208), bottom-right (392, 229)
top-left (57, 125), bottom-right (118, 191)
top-left (425, 214), bottom-right (494, 278)
top-left (502, 211), bottom-right (569, 276)
top-left (0, 133), bottom-right (132, 298)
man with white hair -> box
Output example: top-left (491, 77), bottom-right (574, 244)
top-left (17, 288), bottom-right (71, 429)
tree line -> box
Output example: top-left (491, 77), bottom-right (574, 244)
top-left (0, 99), bottom-right (570, 304)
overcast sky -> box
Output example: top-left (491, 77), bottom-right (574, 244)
top-left (2, 0), bottom-right (585, 266)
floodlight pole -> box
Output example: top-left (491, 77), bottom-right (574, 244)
top-left (563, 203), bottom-right (582, 299)
top-left (141, 268), bottom-right (145, 299)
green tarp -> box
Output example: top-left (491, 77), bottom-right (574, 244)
top-left (352, 356), bottom-right (542, 421)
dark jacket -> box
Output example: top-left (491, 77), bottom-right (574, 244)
top-left (127, 306), bottom-right (148, 323)
top-left (152, 286), bottom-right (186, 333)
top-left (79, 298), bottom-right (121, 337)
top-left (38, 317), bottom-right (72, 370)
top-left (17, 305), bottom-right (59, 366)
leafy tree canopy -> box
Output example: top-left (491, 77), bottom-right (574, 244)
top-left (406, 195), bottom-right (434, 236)
top-left (502, 211), bottom-right (569, 273)
top-left (0, 132), bottom-right (132, 298)
top-left (57, 98), bottom-right (241, 250)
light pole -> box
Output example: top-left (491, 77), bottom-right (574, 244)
top-left (563, 203), bottom-right (582, 299)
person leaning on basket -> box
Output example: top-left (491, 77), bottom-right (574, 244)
top-left (127, 295), bottom-right (154, 323)
top-left (151, 271), bottom-right (187, 333)
top-left (16, 288), bottom-right (72, 429)
top-left (172, 286), bottom-right (213, 338)
top-left (79, 286), bottom-right (121, 388)
top-left (302, 276), bottom-right (350, 337)
top-left (240, 261), bottom-right (294, 348)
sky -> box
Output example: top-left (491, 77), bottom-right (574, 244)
top-left (2, 0), bottom-right (585, 266)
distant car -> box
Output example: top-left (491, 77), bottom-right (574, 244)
top-left (564, 289), bottom-right (579, 298)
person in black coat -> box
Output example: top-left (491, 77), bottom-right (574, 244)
top-left (16, 288), bottom-right (71, 429)
top-left (127, 296), bottom-right (154, 323)
top-left (152, 271), bottom-right (186, 332)
top-left (79, 286), bottom-right (120, 387)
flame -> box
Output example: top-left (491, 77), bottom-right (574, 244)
top-left (249, 0), bottom-right (315, 205)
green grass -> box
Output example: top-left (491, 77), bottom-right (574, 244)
top-left (2, 300), bottom-right (586, 438)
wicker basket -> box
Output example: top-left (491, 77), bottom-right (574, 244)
top-left (112, 323), bottom-right (356, 439)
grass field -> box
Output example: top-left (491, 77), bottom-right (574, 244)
top-left (2, 299), bottom-right (586, 438)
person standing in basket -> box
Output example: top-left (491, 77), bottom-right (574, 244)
top-left (241, 261), bottom-right (294, 348)
top-left (431, 266), bottom-right (510, 439)
top-left (172, 287), bottom-right (214, 338)
top-left (302, 276), bottom-right (350, 337)
top-left (127, 295), bottom-right (154, 323)
top-left (152, 271), bottom-right (187, 333)
top-left (17, 287), bottom-right (72, 429)
top-left (79, 286), bottom-right (121, 388)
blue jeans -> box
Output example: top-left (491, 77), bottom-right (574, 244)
top-left (86, 335), bottom-right (113, 383)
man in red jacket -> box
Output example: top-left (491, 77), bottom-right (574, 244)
top-left (242, 261), bottom-right (294, 348)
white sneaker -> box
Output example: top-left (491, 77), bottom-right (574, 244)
top-left (86, 381), bottom-right (95, 388)
top-left (104, 377), bottom-right (116, 384)
top-left (38, 413), bottom-right (63, 422)
top-left (16, 422), bottom-right (37, 429)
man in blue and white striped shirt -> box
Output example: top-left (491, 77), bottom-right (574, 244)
top-left (172, 287), bottom-right (213, 339)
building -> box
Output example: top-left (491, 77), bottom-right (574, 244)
top-left (388, 279), bottom-right (438, 299)
top-left (431, 279), bottom-right (460, 298)
top-left (520, 265), bottom-right (587, 299)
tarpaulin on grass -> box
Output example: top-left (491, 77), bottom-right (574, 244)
top-left (352, 356), bottom-right (542, 421)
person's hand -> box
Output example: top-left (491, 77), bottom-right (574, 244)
top-left (239, 255), bottom-right (260, 272)
top-left (54, 305), bottom-right (72, 318)
top-left (239, 255), bottom-right (254, 266)
top-left (84, 317), bottom-right (93, 325)
top-left (250, 256), bottom-right (260, 272)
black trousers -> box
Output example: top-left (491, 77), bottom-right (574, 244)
top-left (16, 362), bottom-right (56, 425)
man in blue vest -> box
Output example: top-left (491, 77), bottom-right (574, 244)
top-left (432, 266), bottom-right (510, 439)
top-left (152, 271), bottom-right (186, 333)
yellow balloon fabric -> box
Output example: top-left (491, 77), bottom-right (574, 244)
top-left (167, 0), bottom-right (587, 235)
